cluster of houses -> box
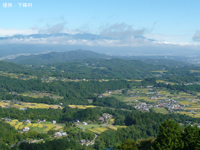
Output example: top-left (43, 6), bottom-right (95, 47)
top-left (79, 139), bottom-right (94, 146)
top-left (157, 99), bottom-right (182, 111)
top-left (1, 117), bottom-right (12, 122)
top-left (38, 119), bottom-right (46, 123)
top-left (54, 131), bottom-right (67, 137)
top-left (73, 119), bottom-right (88, 125)
top-left (134, 103), bottom-right (152, 111)
top-left (98, 113), bottom-right (112, 123)
top-left (134, 98), bottom-right (184, 113)
top-left (23, 127), bottom-right (30, 132)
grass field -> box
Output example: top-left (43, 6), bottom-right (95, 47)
top-left (78, 124), bottom-right (116, 134)
top-left (107, 126), bottom-right (117, 130)
top-left (88, 129), bottom-right (101, 134)
top-left (153, 108), bottom-right (169, 114)
top-left (80, 124), bottom-right (126, 134)
top-left (43, 124), bottom-right (55, 132)
top-left (190, 70), bottom-right (200, 73)
top-left (78, 124), bottom-right (108, 129)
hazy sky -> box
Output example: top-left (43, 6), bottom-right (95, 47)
top-left (1, 0), bottom-right (200, 53)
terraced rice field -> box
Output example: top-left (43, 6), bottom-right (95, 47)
top-left (107, 126), bottom-right (117, 130)
top-left (43, 124), bottom-right (55, 132)
top-left (15, 122), bottom-right (23, 129)
top-left (115, 126), bottom-right (127, 128)
top-left (9, 120), bottom-right (18, 126)
top-left (88, 129), bottom-right (101, 134)
top-left (26, 123), bottom-right (32, 127)
top-left (32, 123), bottom-right (39, 127)
top-left (7, 120), bottom-right (64, 132)
top-left (95, 127), bottom-right (108, 132)
top-left (18, 125), bottom-right (25, 130)
top-left (68, 105), bottom-right (97, 109)
top-left (178, 101), bottom-right (191, 105)
top-left (38, 124), bottom-right (43, 128)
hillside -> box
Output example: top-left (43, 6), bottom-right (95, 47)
top-left (0, 61), bottom-right (36, 75)
top-left (44, 58), bottom-right (161, 79)
top-left (6, 50), bottom-right (110, 65)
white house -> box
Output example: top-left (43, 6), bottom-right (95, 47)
top-left (23, 127), bottom-right (30, 132)
top-left (82, 122), bottom-right (87, 125)
top-left (54, 132), bottom-right (62, 137)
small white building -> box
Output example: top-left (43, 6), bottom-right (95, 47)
top-left (54, 132), bottom-right (62, 137)
top-left (82, 122), bottom-right (87, 125)
top-left (61, 132), bottom-right (67, 136)
top-left (23, 127), bottom-right (30, 132)
top-left (52, 120), bottom-right (56, 124)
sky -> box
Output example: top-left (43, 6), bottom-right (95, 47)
top-left (1, 0), bottom-right (200, 55)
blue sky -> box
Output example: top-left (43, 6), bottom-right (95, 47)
top-left (1, 0), bottom-right (200, 52)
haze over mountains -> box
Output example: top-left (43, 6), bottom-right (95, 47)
top-left (0, 33), bottom-right (153, 41)
top-left (4, 49), bottom-right (192, 67)
top-left (6, 50), bottom-right (110, 65)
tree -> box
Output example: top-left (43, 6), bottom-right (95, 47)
top-left (117, 139), bottom-right (138, 150)
top-left (182, 125), bottom-right (200, 150)
top-left (155, 120), bottom-right (184, 150)
top-left (136, 137), bottom-right (156, 150)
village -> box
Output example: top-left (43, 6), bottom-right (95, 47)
top-left (0, 111), bottom-right (115, 147)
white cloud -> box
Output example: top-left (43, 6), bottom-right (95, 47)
top-left (0, 28), bottom-right (38, 37)
top-left (0, 35), bottom-right (157, 47)
top-left (100, 23), bottom-right (145, 39)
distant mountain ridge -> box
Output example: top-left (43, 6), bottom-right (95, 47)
top-left (0, 33), bottom-right (154, 41)
top-left (6, 50), bottom-right (111, 65)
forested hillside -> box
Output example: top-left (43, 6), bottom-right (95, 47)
top-left (7, 50), bottom-right (110, 65)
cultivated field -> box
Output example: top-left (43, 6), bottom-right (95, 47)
top-left (68, 105), bottom-right (97, 109)
top-left (0, 101), bottom-right (62, 109)
top-left (78, 124), bottom-right (125, 134)
top-left (8, 120), bottom-right (65, 132)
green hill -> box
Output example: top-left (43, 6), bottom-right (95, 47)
top-left (6, 50), bottom-right (110, 65)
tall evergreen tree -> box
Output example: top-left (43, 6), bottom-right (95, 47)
top-left (155, 120), bottom-right (184, 150)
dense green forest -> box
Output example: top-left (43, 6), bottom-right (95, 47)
top-left (117, 120), bottom-right (200, 150)
top-left (33, 58), bottom-right (162, 79)
top-left (0, 76), bottom-right (132, 104)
